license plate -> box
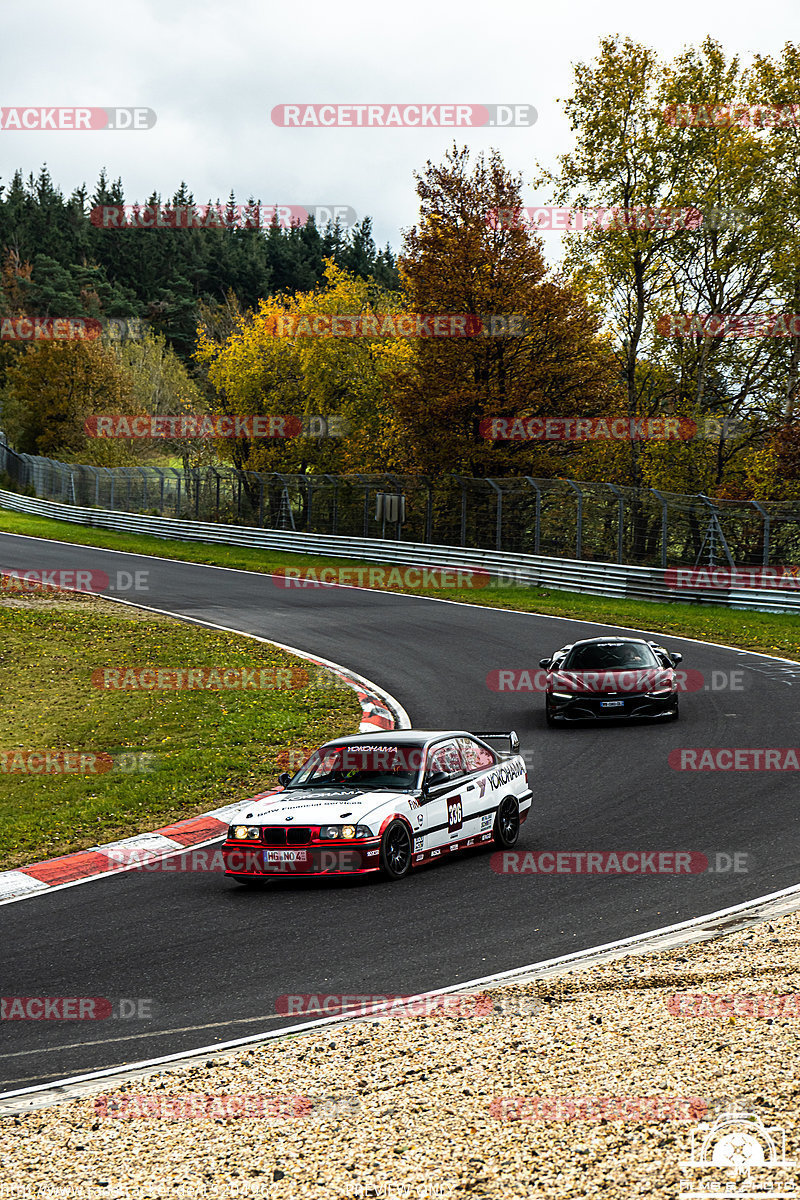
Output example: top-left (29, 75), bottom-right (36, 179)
top-left (601, 700), bottom-right (625, 708)
top-left (265, 849), bottom-right (307, 864)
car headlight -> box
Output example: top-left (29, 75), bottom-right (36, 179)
top-left (318, 824), bottom-right (373, 840)
top-left (551, 691), bottom-right (574, 700)
top-left (232, 824), bottom-right (257, 840)
top-left (647, 687), bottom-right (673, 697)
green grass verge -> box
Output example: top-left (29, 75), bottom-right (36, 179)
top-left (0, 591), bottom-right (360, 871)
top-left (2, 504), bottom-right (799, 663)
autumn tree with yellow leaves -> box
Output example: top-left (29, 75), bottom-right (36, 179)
top-left (195, 261), bottom-right (413, 476)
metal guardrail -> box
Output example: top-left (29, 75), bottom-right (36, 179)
top-left (2, 489), bottom-right (799, 615)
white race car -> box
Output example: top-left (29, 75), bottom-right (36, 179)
top-left (222, 729), bottom-right (531, 883)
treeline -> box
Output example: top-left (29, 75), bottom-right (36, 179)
top-left (4, 35), bottom-right (800, 502)
top-left (0, 168), bottom-right (398, 358)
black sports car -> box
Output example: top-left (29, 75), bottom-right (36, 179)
top-left (539, 636), bottom-right (683, 725)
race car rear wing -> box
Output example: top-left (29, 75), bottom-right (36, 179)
top-left (472, 730), bottom-right (521, 754)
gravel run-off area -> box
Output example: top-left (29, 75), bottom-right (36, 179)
top-left (4, 905), bottom-right (800, 1199)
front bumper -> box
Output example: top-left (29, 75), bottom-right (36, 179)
top-left (222, 840), bottom-right (382, 878)
top-left (546, 693), bottom-right (678, 721)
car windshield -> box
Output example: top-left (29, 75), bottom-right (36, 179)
top-left (287, 743), bottom-right (426, 790)
top-left (561, 642), bottom-right (659, 671)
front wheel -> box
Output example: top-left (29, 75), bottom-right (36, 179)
top-left (379, 820), bottom-right (413, 880)
top-left (493, 796), bottom-right (521, 848)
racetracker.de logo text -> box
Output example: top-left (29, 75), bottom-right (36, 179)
top-left (273, 566), bottom-right (492, 590)
top-left (0, 568), bottom-right (148, 593)
top-left (492, 851), bottom-right (709, 874)
top-left (664, 103), bottom-right (800, 128)
top-left (485, 668), bottom-right (744, 693)
top-left (271, 104), bottom-right (536, 127)
top-left (263, 313), bottom-right (528, 337)
top-left (490, 1095), bottom-right (707, 1121)
top-left (90, 204), bottom-right (358, 229)
top-left (276, 993), bottom-right (494, 1017)
top-left (667, 992), bottom-right (800, 1017)
top-left (93, 1094), bottom-right (310, 1119)
top-left (669, 748), bottom-right (800, 770)
top-left (91, 667), bottom-right (310, 690)
top-left (1, 316), bottom-right (101, 340)
top-left (84, 415), bottom-right (305, 439)
top-left (665, 566), bottom-right (800, 589)
top-left (479, 416), bottom-right (696, 441)
top-left (657, 313), bottom-right (800, 337)
top-left (1, 997), bottom-right (152, 1019)
top-left (0, 107), bottom-right (156, 130)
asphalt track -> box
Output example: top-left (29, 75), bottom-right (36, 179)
top-left (1, 530), bottom-right (799, 1093)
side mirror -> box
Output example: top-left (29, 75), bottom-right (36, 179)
top-left (425, 771), bottom-right (450, 790)
top-left (670, 652), bottom-right (683, 665)
top-left (277, 772), bottom-right (291, 786)
top-left (539, 658), bottom-right (551, 669)
top-left (509, 730), bottom-right (520, 753)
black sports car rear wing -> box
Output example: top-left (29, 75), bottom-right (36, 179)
top-left (472, 730), bottom-right (521, 754)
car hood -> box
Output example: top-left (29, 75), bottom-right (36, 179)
top-left (230, 788), bottom-right (409, 825)
top-left (551, 668), bottom-right (673, 695)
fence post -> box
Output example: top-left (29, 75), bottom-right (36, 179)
top-left (322, 474), bottom-right (338, 534)
top-left (524, 477), bottom-right (542, 555)
top-left (650, 489), bottom-right (669, 569)
top-left (606, 483), bottom-right (624, 564)
top-left (750, 500), bottom-right (770, 566)
top-left (563, 479), bottom-right (583, 560)
top-left (149, 468), bottom-right (163, 516)
top-left (486, 479), bottom-right (503, 551)
top-left (137, 467), bottom-right (149, 512)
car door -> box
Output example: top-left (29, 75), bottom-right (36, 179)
top-left (457, 737), bottom-right (500, 843)
top-left (420, 740), bottom-right (471, 858)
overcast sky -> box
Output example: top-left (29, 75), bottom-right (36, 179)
top-left (1, 0), bottom-right (798, 264)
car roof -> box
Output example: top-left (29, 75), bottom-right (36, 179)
top-left (564, 636), bottom-right (652, 649)
top-left (320, 730), bottom-right (476, 747)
